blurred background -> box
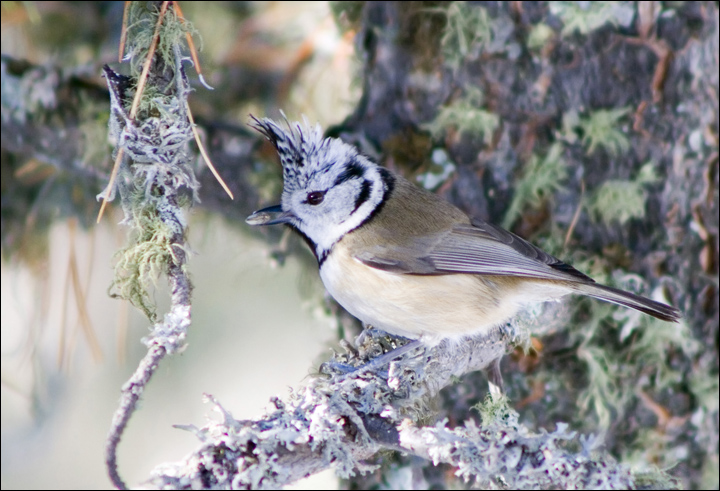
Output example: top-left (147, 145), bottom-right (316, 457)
top-left (2, 2), bottom-right (356, 488)
top-left (2, 1), bottom-right (718, 489)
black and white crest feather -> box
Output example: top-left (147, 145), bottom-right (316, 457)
top-left (250, 114), bottom-right (350, 193)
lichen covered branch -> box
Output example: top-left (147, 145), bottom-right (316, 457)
top-left (102, 3), bottom-right (199, 489)
top-left (144, 325), bottom-right (672, 490)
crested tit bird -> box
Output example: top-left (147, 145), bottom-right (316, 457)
top-left (246, 116), bottom-right (680, 387)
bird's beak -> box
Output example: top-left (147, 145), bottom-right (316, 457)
top-left (246, 205), bottom-right (295, 226)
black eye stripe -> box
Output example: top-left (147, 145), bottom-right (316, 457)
top-left (333, 158), bottom-right (365, 186)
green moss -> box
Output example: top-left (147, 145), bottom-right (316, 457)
top-left (425, 86), bottom-right (499, 145)
top-left (689, 368), bottom-right (719, 415)
top-left (110, 184), bottom-right (184, 322)
top-left (632, 467), bottom-right (682, 490)
top-left (570, 271), bottom-right (696, 433)
top-left (530, 222), bottom-right (696, 437)
top-left (124, 3), bottom-right (198, 73)
top-left (527, 23), bottom-right (555, 51)
top-left (121, 3), bottom-right (199, 119)
top-left (475, 392), bottom-right (514, 427)
top-left (623, 425), bottom-right (686, 489)
top-left (439, 2), bottom-right (492, 69)
top-left (579, 107), bottom-right (631, 156)
top-left (549, 1), bottom-right (635, 37)
top-left (587, 162), bottom-right (658, 226)
top-left (575, 303), bottom-right (627, 429)
top-left (630, 315), bottom-right (698, 384)
top-left (502, 143), bottom-right (567, 229)
top-left (129, 84), bottom-right (173, 119)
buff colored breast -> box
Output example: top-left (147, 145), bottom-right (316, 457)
top-left (320, 238), bottom-right (570, 344)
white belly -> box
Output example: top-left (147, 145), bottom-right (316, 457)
top-left (319, 244), bottom-right (567, 343)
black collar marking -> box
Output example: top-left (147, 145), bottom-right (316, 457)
top-left (317, 168), bottom-right (396, 267)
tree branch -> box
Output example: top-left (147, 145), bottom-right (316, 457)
top-left (142, 325), bottom-right (669, 489)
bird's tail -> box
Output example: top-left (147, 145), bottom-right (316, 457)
top-left (574, 283), bottom-right (681, 322)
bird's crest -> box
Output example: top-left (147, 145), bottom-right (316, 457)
top-left (250, 114), bottom-right (353, 193)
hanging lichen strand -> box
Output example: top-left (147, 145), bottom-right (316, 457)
top-left (101, 3), bottom-right (198, 321)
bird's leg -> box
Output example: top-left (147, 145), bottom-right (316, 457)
top-left (484, 356), bottom-right (505, 398)
top-left (353, 323), bottom-right (373, 349)
top-left (321, 330), bottom-right (425, 376)
top-left (351, 338), bottom-right (425, 375)
top-left (338, 338), bottom-right (359, 358)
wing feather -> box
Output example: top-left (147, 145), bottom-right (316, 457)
top-left (356, 218), bottom-right (593, 283)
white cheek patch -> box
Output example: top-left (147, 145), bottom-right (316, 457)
top-left (292, 167), bottom-right (387, 259)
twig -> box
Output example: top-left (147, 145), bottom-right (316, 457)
top-left (186, 102), bottom-right (234, 199)
top-left (563, 179), bottom-right (585, 250)
top-left (172, 1), bottom-right (232, 199)
top-left (105, 197), bottom-right (192, 490)
top-left (172, 1), bottom-right (213, 90)
top-left (106, 345), bottom-right (166, 490)
top-left (67, 218), bottom-right (103, 362)
top-left (118, 1), bottom-right (130, 63)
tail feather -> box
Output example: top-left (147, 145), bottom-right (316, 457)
top-left (575, 283), bottom-right (681, 323)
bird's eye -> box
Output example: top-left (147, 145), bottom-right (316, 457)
top-left (306, 191), bottom-right (326, 205)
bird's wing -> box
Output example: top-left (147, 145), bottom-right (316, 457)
top-left (355, 218), bottom-right (594, 283)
